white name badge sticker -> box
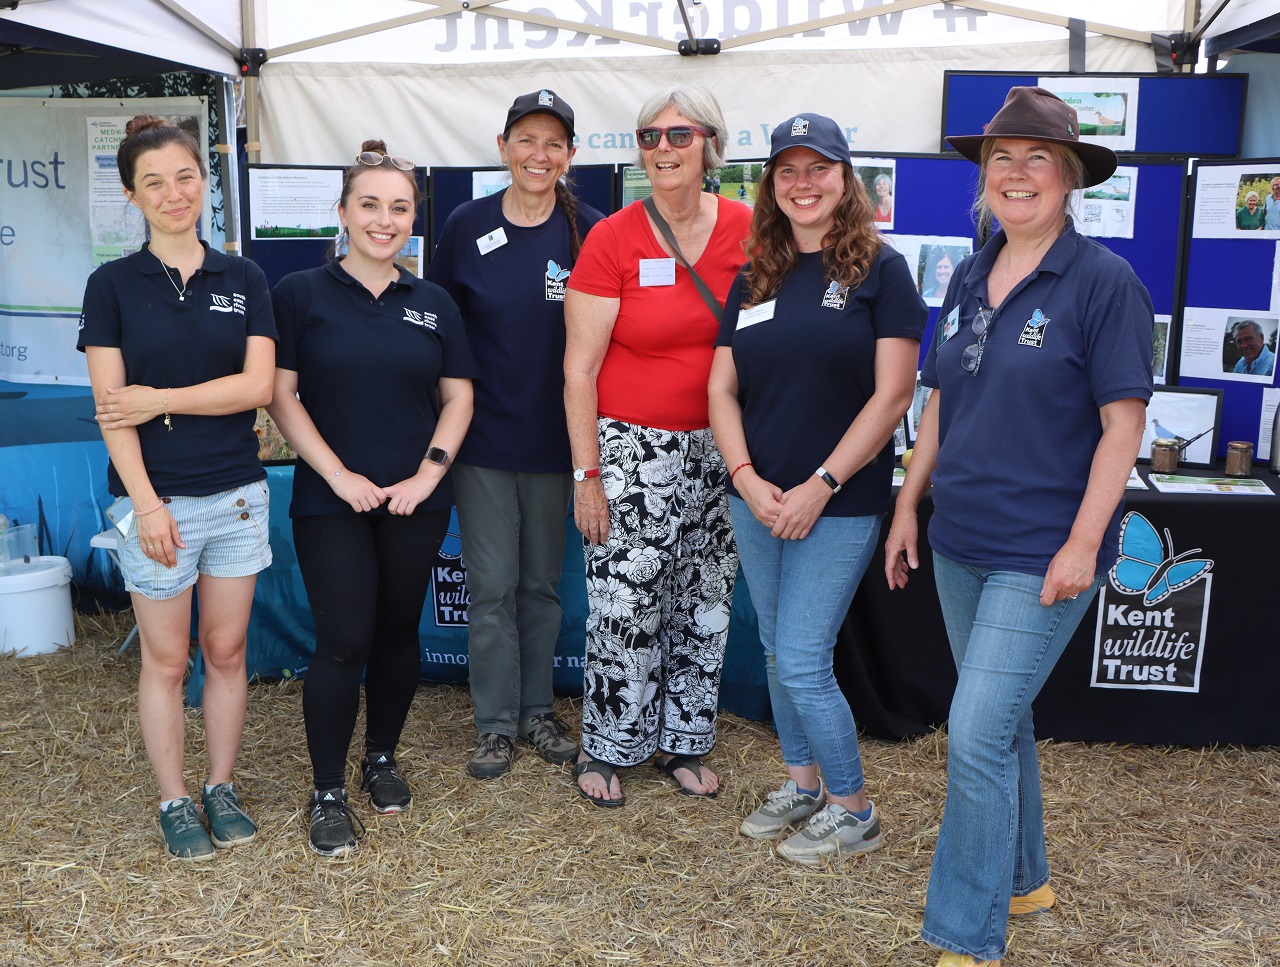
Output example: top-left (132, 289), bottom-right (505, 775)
top-left (736, 300), bottom-right (776, 330)
top-left (639, 258), bottom-right (677, 287)
top-left (940, 305), bottom-right (960, 345)
top-left (475, 227), bottom-right (508, 255)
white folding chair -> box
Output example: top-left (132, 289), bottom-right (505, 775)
top-left (90, 530), bottom-right (140, 655)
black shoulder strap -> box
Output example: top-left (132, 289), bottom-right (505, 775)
top-left (642, 194), bottom-right (723, 323)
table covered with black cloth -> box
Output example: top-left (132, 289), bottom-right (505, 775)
top-left (835, 467), bottom-right (1280, 746)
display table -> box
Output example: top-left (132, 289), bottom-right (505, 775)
top-left (838, 467), bottom-right (1280, 746)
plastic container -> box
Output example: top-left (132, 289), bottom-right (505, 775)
top-left (0, 556), bottom-right (75, 656)
top-left (0, 523), bottom-right (38, 564)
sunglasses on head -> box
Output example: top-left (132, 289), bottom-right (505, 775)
top-left (960, 306), bottom-right (995, 376)
top-left (635, 126), bottom-right (713, 150)
top-left (356, 151), bottom-right (415, 171)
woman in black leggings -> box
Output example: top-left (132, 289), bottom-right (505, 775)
top-left (268, 140), bottom-right (475, 856)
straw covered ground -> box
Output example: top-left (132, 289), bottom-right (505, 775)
top-left (3, 611), bottom-right (1278, 966)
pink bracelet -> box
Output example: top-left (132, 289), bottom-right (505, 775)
top-left (134, 500), bottom-right (166, 517)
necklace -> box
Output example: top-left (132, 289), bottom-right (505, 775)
top-left (154, 252), bottom-right (188, 301)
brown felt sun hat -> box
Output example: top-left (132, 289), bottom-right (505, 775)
top-left (946, 86), bottom-right (1118, 188)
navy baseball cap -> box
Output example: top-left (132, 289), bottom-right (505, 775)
top-left (767, 114), bottom-right (851, 165)
top-left (503, 89), bottom-right (575, 139)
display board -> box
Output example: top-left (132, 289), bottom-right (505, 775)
top-left (429, 165), bottom-right (616, 247)
top-left (240, 164), bottom-right (429, 288)
top-left (942, 71), bottom-right (1247, 158)
top-left (1178, 158), bottom-right (1280, 457)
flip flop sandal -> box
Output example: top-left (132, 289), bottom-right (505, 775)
top-left (654, 754), bottom-right (718, 798)
top-left (572, 758), bottom-right (625, 808)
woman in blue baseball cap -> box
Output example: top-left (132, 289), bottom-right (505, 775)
top-left (709, 113), bottom-right (925, 865)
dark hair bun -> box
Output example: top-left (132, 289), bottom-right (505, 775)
top-left (360, 139), bottom-right (388, 155)
top-left (125, 114), bottom-right (168, 139)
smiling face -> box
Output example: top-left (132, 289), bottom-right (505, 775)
top-left (499, 113), bottom-right (574, 200)
top-left (1246, 192), bottom-right (1259, 213)
top-left (1272, 178), bottom-right (1280, 199)
top-left (771, 146), bottom-right (847, 248)
top-left (934, 253), bottom-right (953, 286)
top-left (124, 142), bottom-right (205, 238)
top-left (1235, 324), bottom-right (1264, 363)
top-left (339, 167), bottom-right (415, 265)
top-left (642, 105), bottom-right (710, 194)
top-left (983, 139), bottom-right (1075, 241)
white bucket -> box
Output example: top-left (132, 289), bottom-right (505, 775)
top-left (0, 556), bottom-right (75, 656)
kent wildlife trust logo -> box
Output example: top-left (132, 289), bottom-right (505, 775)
top-left (1090, 512), bottom-right (1213, 692)
top-left (545, 259), bottom-right (570, 301)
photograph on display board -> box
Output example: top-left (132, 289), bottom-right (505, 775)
top-left (852, 158), bottom-right (895, 230)
top-left (1038, 76), bottom-right (1139, 153)
top-left (1153, 315), bottom-right (1171, 386)
top-left (882, 234), bottom-right (973, 308)
top-left (892, 418), bottom-right (908, 457)
top-left (471, 169), bottom-right (510, 198)
top-left (710, 163), bottom-right (765, 206)
top-left (1180, 307), bottom-right (1279, 384)
top-left (1139, 386), bottom-right (1224, 469)
top-left (1192, 164), bottom-right (1280, 239)
top-left (248, 168), bottom-right (343, 241)
top-left (906, 375), bottom-right (932, 442)
top-left (1073, 167), bottom-right (1137, 240)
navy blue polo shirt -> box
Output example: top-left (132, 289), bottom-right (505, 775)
top-left (77, 243), bottom-right (277, 497)
top-left (717, 246), bottom-right (926, 516)
top-left (425, 189), bottom-right (604, 472)
top-left (922, 225), bottom-right (1154, 575)
top-left (272, 261), bottom-right (477, 519)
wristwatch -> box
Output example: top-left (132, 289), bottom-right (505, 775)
top-left (425, 447), bottom-right (449, 466)
top-left (573, 467), bottom-right (601, 482)
top-left (815, 466), bottom-right (842, 494)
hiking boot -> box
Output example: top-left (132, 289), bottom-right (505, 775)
top-left (361, 753), bottom-right (411, 813)
top-left (308, 788), bottom-right (364, 858)
top-left (776, 802), bottom-right (883, 866)
top-left (518, 713), bottom-right (579, 765)
top-left (201, 782), bottom-right (257, 848)
top-left (467, 733), bottom-right (515, 779)
top-left (1010, 882), bottom-right (1056, 916)
top-left (740, 779), bottom-right (826, 840)
top-left (159, 796), bottom-right (215, 862)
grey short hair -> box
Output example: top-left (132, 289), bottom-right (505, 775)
top-left (1233, 319), bottom-right (1264, 339)
top-left (635, 84), bottom-right (727, 172)
top-left (873, 174), bottom-right (892, 192)
top-left (1245, 191), bottom-right (1260, 203)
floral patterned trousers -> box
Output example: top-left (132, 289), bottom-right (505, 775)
top-left (580, 418), bottom-right (739, 766)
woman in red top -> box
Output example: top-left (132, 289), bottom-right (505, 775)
top-left (564, 84), bottom-right (751, 807)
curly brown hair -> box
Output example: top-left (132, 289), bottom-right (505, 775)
top-left (740, 163), bottom-right (881, 308)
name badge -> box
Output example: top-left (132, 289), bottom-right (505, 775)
top-left (736, 300), bottom-right (776, 330)
top-left (639, 258), bottom-right (676, 287)
top-left (475, 227), bottom-right (508, 255)
top-left (939, 305), bottom-right (960, 345)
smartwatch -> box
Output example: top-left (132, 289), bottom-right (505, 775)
top-left (815, 466), bottom-right (842, 494)
top-left (425, 447), bottom-right (449, 466)
top-left (573, 467), bottom-right (601, 482)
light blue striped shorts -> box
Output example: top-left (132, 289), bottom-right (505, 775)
top-left (119, 480), bottom-right (273, 600)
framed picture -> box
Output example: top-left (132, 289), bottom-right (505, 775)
top-left (1139, 386), bottom-right (1224, 469)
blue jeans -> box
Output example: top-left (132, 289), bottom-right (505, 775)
top-left (922, 552), bottom-right (1101, 960)
top-left (729, 497), bottom-right (880, 798)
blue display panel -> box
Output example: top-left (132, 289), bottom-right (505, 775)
top-left (429, 165), bottom-right (617, 246)
top-left (942, 71), bottom-right (1247, 158)
top-left (241, 165), bottom-right (429, 289)
top-left (1179, 158), bottom-right (1280, 456)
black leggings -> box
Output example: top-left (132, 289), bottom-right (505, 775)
top-left (293, 508), bottom-right (449, 791)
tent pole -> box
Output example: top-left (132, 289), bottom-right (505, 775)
top-left (242, 0), bottom-right (260, 164)
top-left (219, 76), bottom-right (242, 253)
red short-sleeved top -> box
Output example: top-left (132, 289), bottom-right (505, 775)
top-left (568, 195), bottom-right (751, 431)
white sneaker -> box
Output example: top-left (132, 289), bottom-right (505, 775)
top-left (776, 802), bottom-right (883, 866)
top-left (740, 779), bottom-right (826, 840)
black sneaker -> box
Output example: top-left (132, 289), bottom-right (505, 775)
top-left (308, 788), bottom-right (364, 858)
top-left (361, 753), bottom-right (412, 813)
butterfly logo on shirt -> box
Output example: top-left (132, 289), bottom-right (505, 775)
top-left (545, 260), bottom-right (571, 302)
top-left (1108, 511), bottom-right (1213, 606)
top-left (820, 280), bottom-right (849, 310)
top-left (1017, 309), bottom-right (1050, 348)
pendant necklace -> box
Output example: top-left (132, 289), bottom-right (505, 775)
top-left (155, 252), bottom-right (188, 301)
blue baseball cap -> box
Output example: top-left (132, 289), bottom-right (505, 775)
top-left (767, 114), bottom-right (851, 166)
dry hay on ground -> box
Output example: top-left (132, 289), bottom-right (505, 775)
top-left (1, 611), bottom-right (1278, 966)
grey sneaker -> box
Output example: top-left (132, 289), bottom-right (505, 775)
top-left (518, 713), bottom-right (579, 765)
top-left (467, 733), bottom-right (515, 779)
top-left (740, 779), bottom-right (826, 840)
top-left (201, 782), bottom-right (257, 848)
top-left (159, 796), bottom-right (215, 862)
top-left (776, 802), bottom-right (884, 866)
top-left (361, 753), bottom-right (411, 813)
top-left (308, 788), bottom-right (364, 858)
